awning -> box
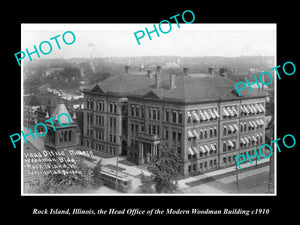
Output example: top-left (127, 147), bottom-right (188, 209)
top-left (255, 103), bottom-right (263, 113)
top-left (204, 145), bottom-right (210, 152)
top-left (210, 144), bottom-right (216, 151)
top-left (252, 121), bottom-right (257, 128)
top-left (259, 103), bottom-right (265, 112)
top-left (233, 124), bottom-right (239, 131)
top-left (252, 135), bottom-right (257, 142)
top-left (249, 121), bottom-right (254, 127)
top-left (227, 107), bottom-right (235, 116)
top-left (247, 105), bottom-right (254, 114)
top-left (228, 140), bottom-right (235, 147)
top-left (232, 107), bottom-right (238, 115)
top-left (257, 134), bottom-right (260, 140)
top-left (243, 105), bottom-right (249, 114)
top-left (192, 111), bottom-right (200, 122)
top-left (223, 108), bottom-right (230, 117)
top-left (203, 110), bottom-right (210, 120)
top-left (199, 110), bottom-right (207, 120)
top-left (188, 147), bottom-right (194, 155)
top-left (187, 130), bottom-right (194, 138)
top-left (229, 125), bottom-right (235, 132)
top-left (213, 109), bottom-right (220, 117)
top-left (256, 120), bottom-right (261, 125)
top-left (240, 105), bottom-right (245, 113)
top-left (260, 119), bottom-right (264, 124)
top-left (187, 111), bottom-right (192, 118)
top-left (208, 109), bottom-right (216, 119)
top-left (251, 104), bottom-right (257, 113)
top-left (244, 136), bottom-right (250, 144)
top-left (240, 137), bottom-right (246, 144)
top-left (192, 147), bottom-right (200, 155)
top-left (192, 129), bottom-right (199, 137)
top-left (199, 146), bottom-right (206, 153)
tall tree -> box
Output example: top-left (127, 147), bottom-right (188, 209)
top-left (91, 159), bottom-right (103, 187)
top-left (147, 141), bottom-right (181, 193)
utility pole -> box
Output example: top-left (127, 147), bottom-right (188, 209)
top-left (235, 160), bottom-right (240, 193)
top-left (115, 97), bottom-right (128, 191)
top-left (115, 147), bottom-right (119, 191)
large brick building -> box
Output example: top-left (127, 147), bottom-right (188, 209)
top-left (82, 66), bottom-right (268, 175)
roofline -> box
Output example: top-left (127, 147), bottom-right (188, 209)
top-left (82, 89), bottom-right (267, 105)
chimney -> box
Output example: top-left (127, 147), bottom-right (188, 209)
top-left (219, 68), bottom-right (228, 78)
top-left (208, 67), bottom-right (214, 75)
top-left (169, 75), bottom-right (176, 90)
top-left (183, 68), bottom-right (188, 76)
top-left (156, 65), bottom-right (161, 73)
top-left (147, 70), bottom-right (154, 79)
top-left (155, 67), bottom-right (161, 88)
top-left (125, 65), bottom-right (130, 74)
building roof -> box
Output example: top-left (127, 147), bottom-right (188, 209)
top-left (50, 103), bottom-right (73, 124)
top-left (23, 127), bottom-right (46, 153)
top-left (84, 69), bottom-right (268, 103)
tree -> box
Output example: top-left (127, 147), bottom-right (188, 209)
top-left (138, 172), bottom-right (155, 193)
top-left (40, 157), bottom-right (93, 193)
top-left (147, 141), bottom-right (181, 193)
top-left (91, 159), bottom-right (103, 187)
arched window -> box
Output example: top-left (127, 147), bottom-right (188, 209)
top-left (204, 129), bottom-right (208, 139)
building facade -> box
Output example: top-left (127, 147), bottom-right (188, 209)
top-left (82, 66), bottom-right (268, 176)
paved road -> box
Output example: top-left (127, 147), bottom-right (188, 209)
top-left (83, 154), bottom-right (272, 194)
top-left (180, 166), bottom-right (271, 194)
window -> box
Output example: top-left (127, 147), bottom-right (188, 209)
top-left (178, 111), bottom-right (183, 124)
top-left (110, 102), bottom-right (117, 113)
top-left (141, 106), bottom-right (144, 118)
top-left (172, 111), bottom-right (177, 123)
top-left (141, 123), bottom-right (145, 133)
top-left (177, 147), bottom-right (181, 154)
top-left (199, 130), bottom-right (203, 139)
top-left (153, 108), bottom-right (157, 119)
top-left (204, 129), bottom-right (208, 139)
top-left (223, 157), bottom-right (227, 164)
top-left (178, 131), bottom-right (182, 142)
top-left (209, 128), bottom-right (213, 138)
top-left (69, 130), bottom-right (72, 141)
top-left (135, 106), bottom-right (139, 117)
top-left (223, 142), bottom-right (227, 152)
top-left (165, 129), bottom-right (169, 139)
top-left (131, 105), bottom-right (135, 116)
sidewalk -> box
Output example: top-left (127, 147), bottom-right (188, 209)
top-left (90, 154), bottom-right (151, 177)
top-left (88, 153), bottom-right (270, 192)
top-left (177, 158), bottom-right (270, 190)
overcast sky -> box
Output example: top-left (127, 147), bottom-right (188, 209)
top-left (21, 24), bottom-right (276, 59)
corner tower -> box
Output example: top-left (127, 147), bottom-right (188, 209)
top-left (45, 103), bottom-right (80, 151)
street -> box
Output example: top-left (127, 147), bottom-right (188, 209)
top-left (83, 154), bottom-right (273, 194)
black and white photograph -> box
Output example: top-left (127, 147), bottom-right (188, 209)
top-left (21, 24), bottom-right (276, 195)
top-left (4, 3), bottom-right (299, 221)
